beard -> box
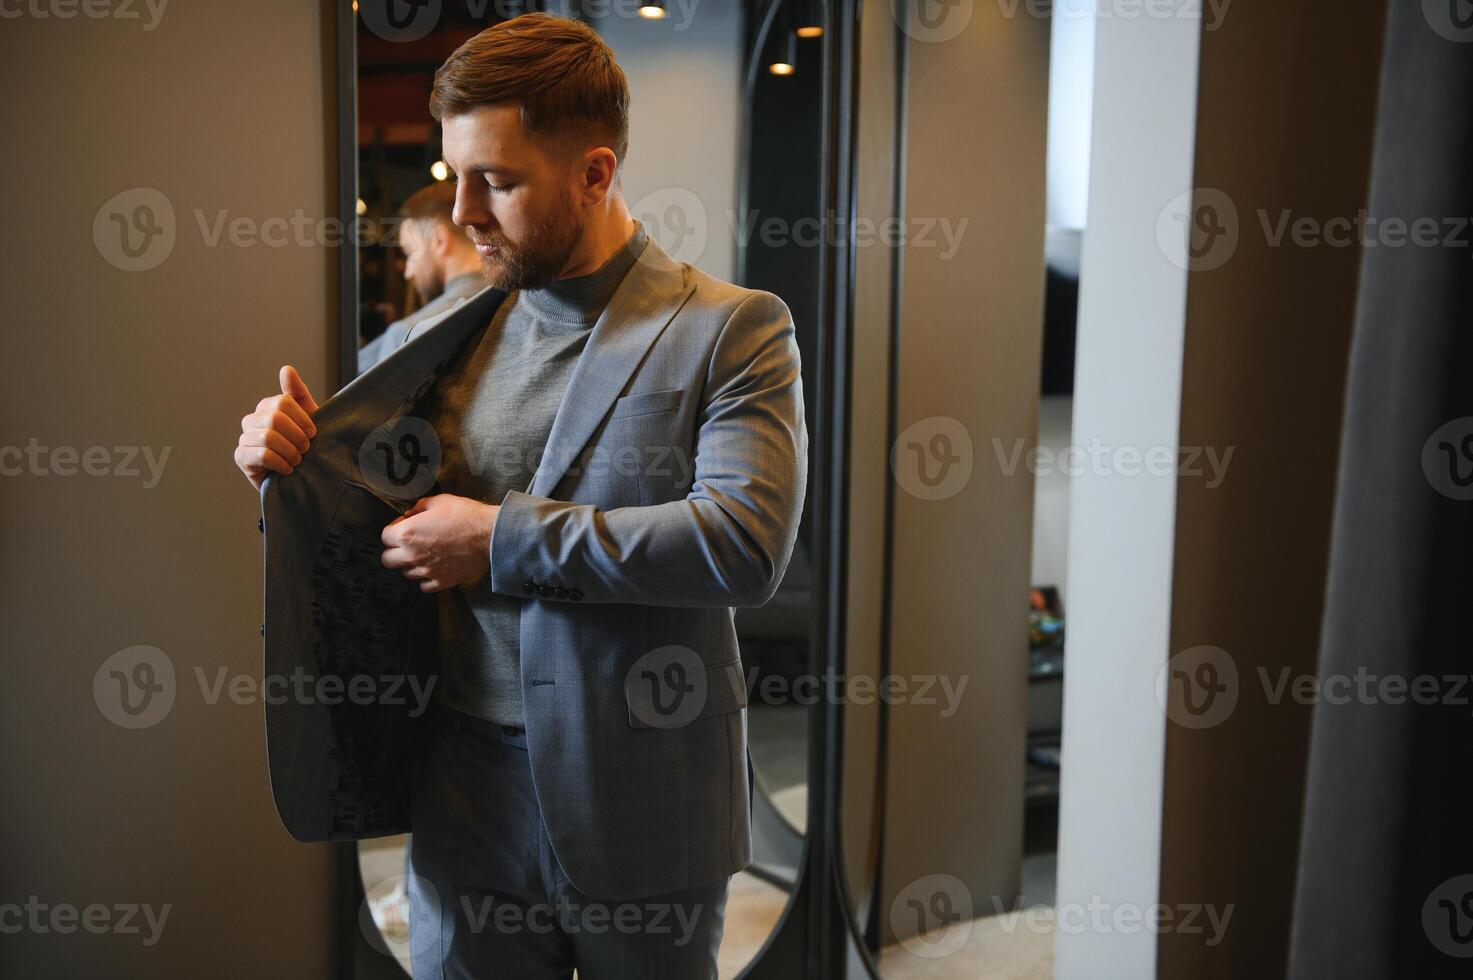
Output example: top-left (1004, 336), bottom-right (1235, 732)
top-left (471, 194), bottom-right (583, 292)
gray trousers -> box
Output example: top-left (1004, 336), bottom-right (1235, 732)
top-left (407, 701), bottom-right (730, 979)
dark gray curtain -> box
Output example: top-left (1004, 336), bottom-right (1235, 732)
top-left (1287, 3), bottom-right (1473, 978)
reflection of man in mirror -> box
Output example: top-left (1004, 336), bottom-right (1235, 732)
top-left (358, 182), bottom-right (486, 374)
top-left (236, 12), bottom-right (807, 980)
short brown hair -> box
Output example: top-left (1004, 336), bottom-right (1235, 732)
top-left (430, 13), bottom-right (630, 168)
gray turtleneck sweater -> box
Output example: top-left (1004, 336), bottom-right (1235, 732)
top-left (427, 222), bottom-right (649, 725)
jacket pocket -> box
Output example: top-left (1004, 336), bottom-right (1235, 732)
top-left (610, 386), bottom-right (685, 419)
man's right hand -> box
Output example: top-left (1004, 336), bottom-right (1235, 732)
top-left (235, 365), bottom-right (320, 491)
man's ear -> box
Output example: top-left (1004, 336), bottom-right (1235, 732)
top-left (579, 147), bottom-right (619, 206)
top-left (430, 221), bottom-right (454, 259)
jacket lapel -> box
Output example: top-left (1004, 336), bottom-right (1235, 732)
top-left (527, 234), bottom-right (695, 499)
top-left (324, 283), bottom-right (507, 436)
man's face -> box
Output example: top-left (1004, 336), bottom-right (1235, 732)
top-left (398, 220), bottom-right (444, 300)
top-left (441, 104), bottom-right (584, 291)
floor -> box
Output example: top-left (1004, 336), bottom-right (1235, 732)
top-left (359, 695), bottom-right (1057, 978)
top-left (361, 840), bottom-right (1057, 978)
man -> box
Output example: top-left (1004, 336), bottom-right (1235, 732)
top-left (233, 13), bottom-right (806, 979)
top-left (358, 181), bottom-right (486, 374)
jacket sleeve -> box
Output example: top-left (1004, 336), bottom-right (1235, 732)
top-left (486, 291), bottom-right (808, 608)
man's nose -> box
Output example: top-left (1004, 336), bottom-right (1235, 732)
top-left (452, 183), bottom-right (490, 229)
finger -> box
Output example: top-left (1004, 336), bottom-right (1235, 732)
top-left (271, 396), bottom-right (317, 442)
top-left (419, 580), bottom-right (445, 593)
top-left (380, 546), bottom-right (415, 569)
top-left (239, 428), bottom-right (303, 466)
top-left (399, 566), bottom-right (433, 581)
top-left (279, 365), bottom-right (320, 416)
top-left (242, 405), bottom-right (312, 451)
top-left (235, 444), bottom-right (294, 477)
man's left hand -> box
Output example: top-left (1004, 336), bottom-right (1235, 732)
top-left (380, 493), bottom-right (498, 592)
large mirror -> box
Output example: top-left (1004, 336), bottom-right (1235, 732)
top-left (341, 2), bottom-right (828, 975)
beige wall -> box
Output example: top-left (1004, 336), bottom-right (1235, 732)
top-left (879, 0), bottom-right (1048, 947)
top-left (0, 2), bottom-right (339, 975)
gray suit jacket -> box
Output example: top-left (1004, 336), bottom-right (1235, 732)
top-left (356, 271), bottom-right (485, 374)
top-left (260, 234), bottom-right (807, 899)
